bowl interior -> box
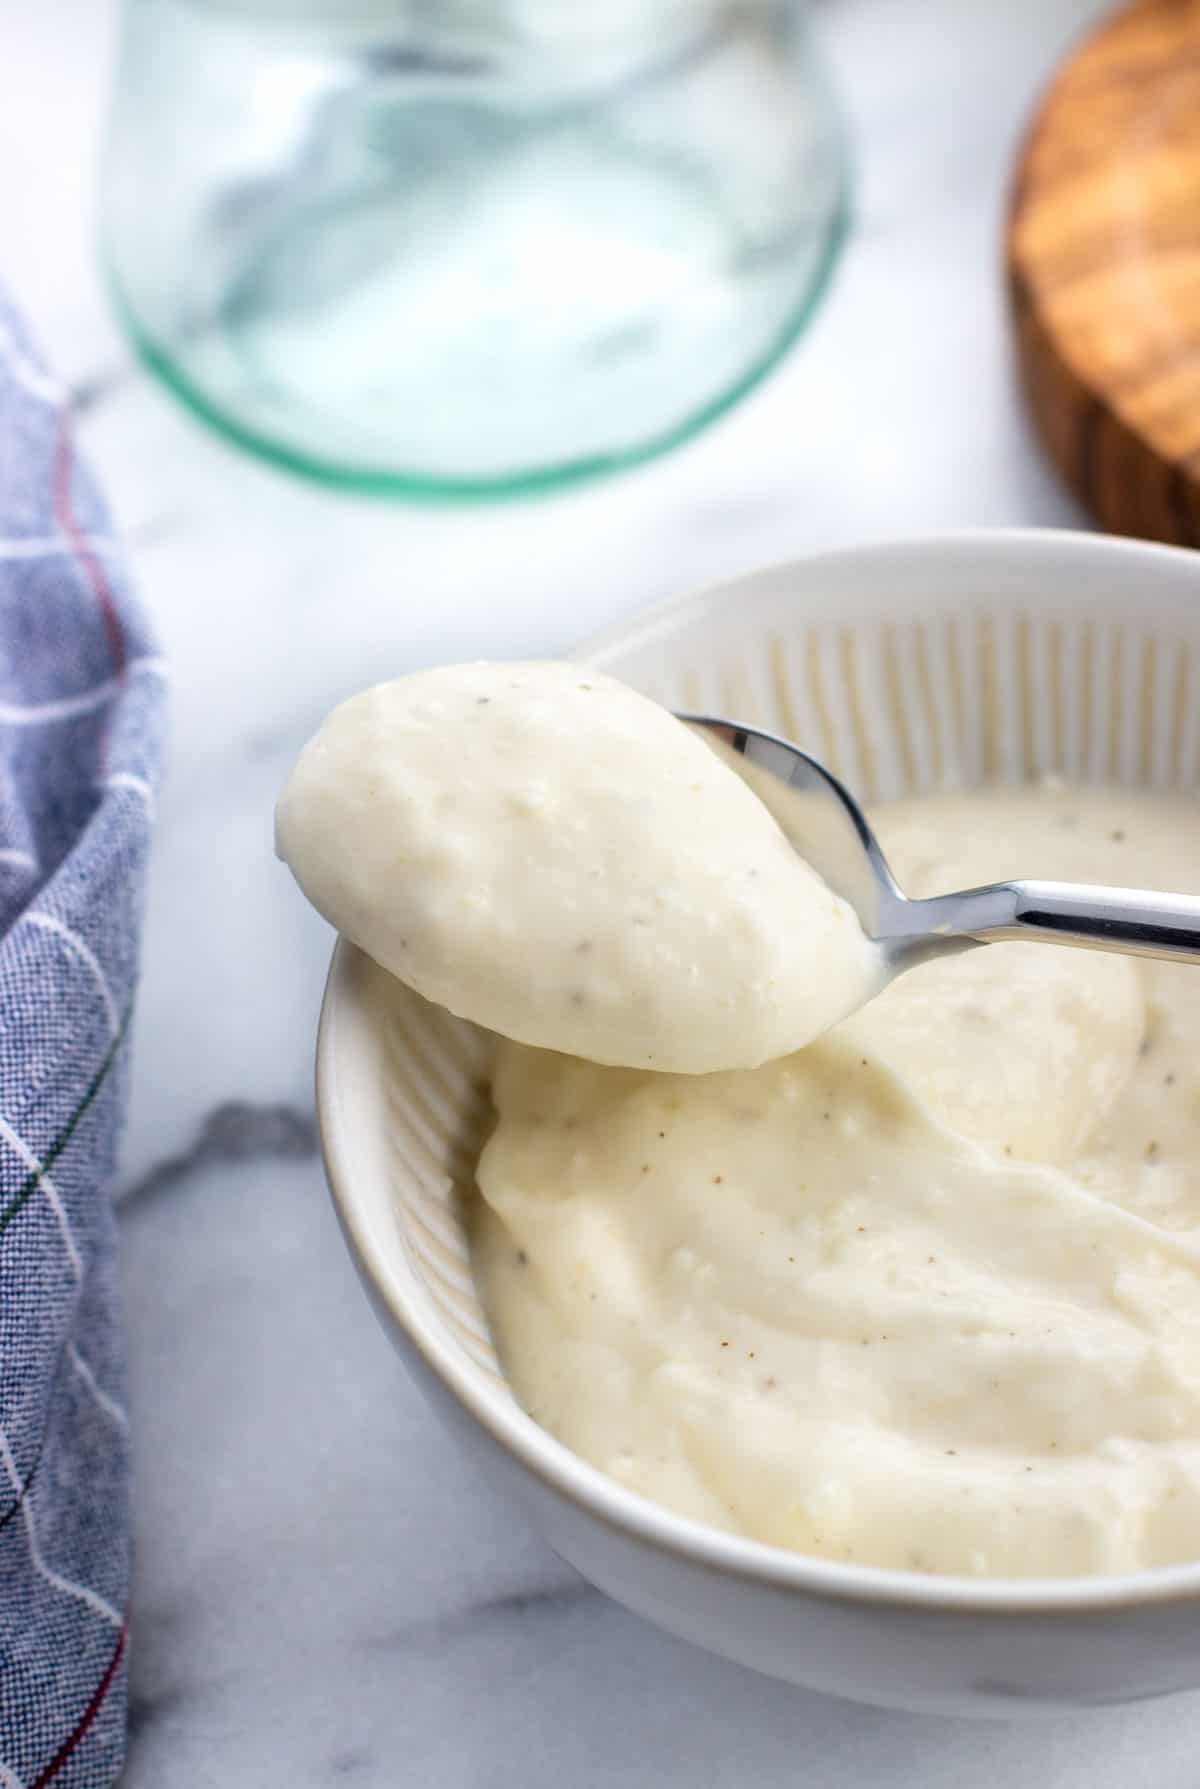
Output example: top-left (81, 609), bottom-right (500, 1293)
top-left (322, 531), bottom-right (1200, 1598)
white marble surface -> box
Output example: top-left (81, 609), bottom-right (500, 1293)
top-left (10, 1), bottom-right (1200, 1782)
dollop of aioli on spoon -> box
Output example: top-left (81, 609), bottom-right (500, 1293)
top-left (275, 662), bottom-right (881, 1073)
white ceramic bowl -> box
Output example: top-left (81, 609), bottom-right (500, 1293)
top-left (318, 531), bottom-right (1200, 1717)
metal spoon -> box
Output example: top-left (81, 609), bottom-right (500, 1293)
top-left (682, 714), bottom-right (1200, 975)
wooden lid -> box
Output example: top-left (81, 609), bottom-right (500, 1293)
top-left (1009, 0), bottom-right (1200, 547)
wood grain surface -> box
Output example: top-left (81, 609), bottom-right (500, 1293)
top-left (1008, 0), bottom-right (1200, 547)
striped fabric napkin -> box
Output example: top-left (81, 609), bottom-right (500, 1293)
top-left (0, 290), bottom-right (165, 1785)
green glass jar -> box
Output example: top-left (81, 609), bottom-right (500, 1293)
top-left (101, 0), bottom-right (847, 498)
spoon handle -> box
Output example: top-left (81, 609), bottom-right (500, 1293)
top-left (908, 881), bottom-right (1200, 964)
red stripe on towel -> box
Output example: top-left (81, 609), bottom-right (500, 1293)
top-left (31, 1620), bottom-right (127, 1789)
top-left (53, 411), bottom-right (126, 682)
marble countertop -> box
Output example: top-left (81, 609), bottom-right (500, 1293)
top-left (10, 0), bottom-right (1200, 1782)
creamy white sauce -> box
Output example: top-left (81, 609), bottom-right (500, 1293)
top-left (476, 785), bottom-right (1200, 1578)
top-left (276, 662), bottom-right (878, 1072)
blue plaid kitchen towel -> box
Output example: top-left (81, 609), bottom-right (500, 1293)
top-left (0, 291), bottom-right (165, 1784)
